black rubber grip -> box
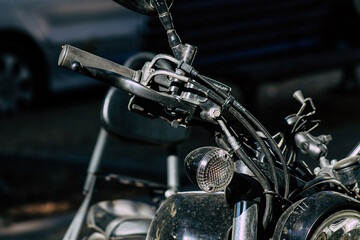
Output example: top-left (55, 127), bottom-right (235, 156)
top-left (58, 44), bottom-right (136, 80)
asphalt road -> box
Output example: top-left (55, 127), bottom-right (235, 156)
top-left (0, 68), bottom-right (359, 239)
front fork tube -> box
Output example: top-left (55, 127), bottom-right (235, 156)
top-left (232, 201), bottom-right (258, 240)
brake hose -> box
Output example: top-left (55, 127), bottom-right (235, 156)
top-left (191, 77), bottom-right (280, 192)
top-left (233, 141), bottom-right (274, 229)
top-left (190, 77), bottom-right (280, 195)
top-left (228, 107), bottom-right (279, 194)
top-left (232, 100), bottom-right (291, 198)
top-left (187, 69), bottom-right (282, 227)
top-left (196, 69), bottom-right (289, 198)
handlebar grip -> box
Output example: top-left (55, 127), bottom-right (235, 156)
top-left (58, 44), bottom-right (136, 80)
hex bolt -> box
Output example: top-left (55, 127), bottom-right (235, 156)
top-left (209, 108), bottom-right (221, 118)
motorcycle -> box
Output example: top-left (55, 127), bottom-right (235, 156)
top-left (58, 0), bottom-right (360, 239)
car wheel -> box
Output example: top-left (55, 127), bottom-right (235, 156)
top-left (0, 52), bottom-right (35, 114)
top-left (0, 36), bottom-right (48, 116)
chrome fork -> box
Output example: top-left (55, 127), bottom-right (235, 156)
top-left (232, 201), bottom-right (258, 240)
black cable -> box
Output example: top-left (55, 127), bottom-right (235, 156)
top-left (189, 73), bottom-right (277, 228)
top-left (234, 147), bottom-right (273, 229)
top-left (177, 63), bottom-right (228, 100)
top-left (191, 77), bottom-right (280, 195)
top-left (228, 107), bottom-right (279, 194)
top-left (183, 67), bottom-right (283, 227)
top-left (197, 74), bottom-right (229, 99)
top-left (188, 79), bottom-right (225, 106)
top-left (232, 100), bottom-right (291, 198)
top-left (194, 70), bottom-right (289, 198)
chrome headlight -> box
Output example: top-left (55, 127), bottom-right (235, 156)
top-left (184, 147), bottom-right (234, 192)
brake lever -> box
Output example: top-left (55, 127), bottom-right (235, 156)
top-left (73, 62), bottom-right (194, 109)
top-left (58, 45), bottom-right (223, 126)
top-left (58, 44), bottom-right (140, 80)
top-left (71, 62), bottom-right (197, 125)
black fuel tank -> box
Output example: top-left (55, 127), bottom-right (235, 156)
top-left (146, 191), bottom-right (233, 240)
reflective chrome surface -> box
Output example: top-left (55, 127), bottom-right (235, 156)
top-left (146, 191), bottom-right (233, 240)
top-left (232, 201), bottom-right (258, 240)
top-left (309, 210), bottom-right (360, 240)
top-left (347, 141), bottom-right (360, 157)
top-left (273, 191), bottom-right (360, 240)
top-left (87, 200), bottom-right (155, 239)
top-left (113, 0), bottom-right (173, 16)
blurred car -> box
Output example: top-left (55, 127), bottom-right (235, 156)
top-left (1, 0), bottom-right (360, 114)
top-left (146, 0), bottom-right (360, 107)
top-left (0, 0), bottom-right (149, 113)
